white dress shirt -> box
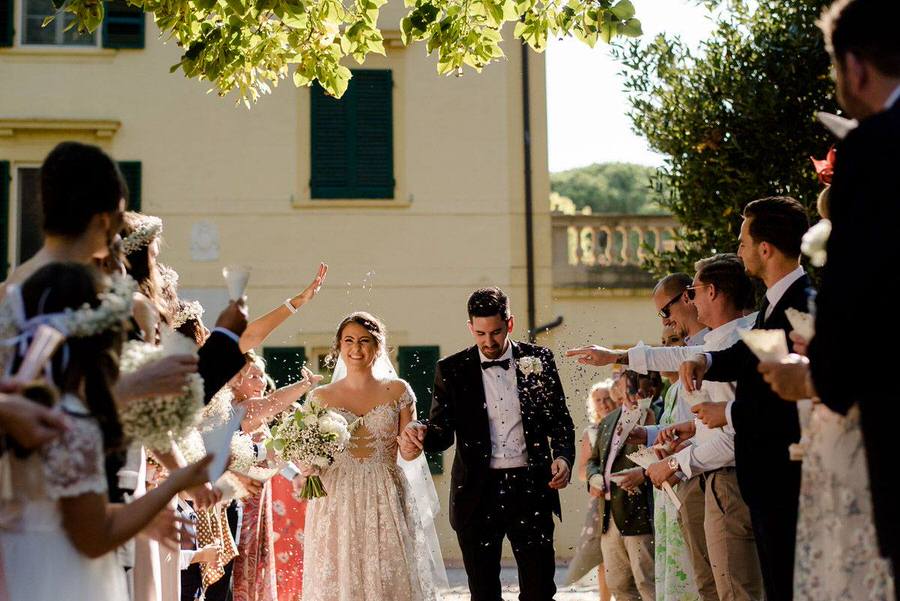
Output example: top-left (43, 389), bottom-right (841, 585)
top-left (479, 343), bottom-right (528, 469)
top-left (672, 314), bottom-right (757, 478)
top-left (885, 84), bottom-right (900, 110)
top-left (719, 266), bottom-right (806, 428)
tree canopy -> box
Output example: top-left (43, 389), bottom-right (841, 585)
top-left (60, 0), bottom-right (642, 104)
top-left (616, 0), bottom-right (837, 275)
top-left (550, 162), bottom-right (667, 214)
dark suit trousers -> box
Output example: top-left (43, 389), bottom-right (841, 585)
top-left (456, 468), bottom-right (557, 601)
top-left (738, 450), bottom-right (801, 601)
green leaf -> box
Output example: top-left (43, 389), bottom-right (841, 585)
top-left (620, 17), bottom-right (642, 37)
top-left (609, 0), bottom-right (635, 20)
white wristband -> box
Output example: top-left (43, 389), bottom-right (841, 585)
top-left (253, 443), bottom-right (268, 462)
top-left (283, 299), bottom-right (298, 314)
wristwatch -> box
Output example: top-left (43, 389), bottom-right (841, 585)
top-left (667, 457), bottom-right (679, 471)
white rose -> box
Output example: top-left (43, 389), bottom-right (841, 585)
top-left (303, 414), bottom-right (319, 428)
top-left (311, 456), bottom-right (331, 468)
top-left (801, 219), bottom-right (831, 267)
top-left (318, 417), bottom-right (343, 435)
top-left (517, 356), bottom-right (543, 376)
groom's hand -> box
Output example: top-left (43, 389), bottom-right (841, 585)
top-left (398, 422), bottom-right (426, 459)
top-left (548, 458), bottom-right (570, 490)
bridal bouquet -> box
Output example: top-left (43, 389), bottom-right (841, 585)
top-left (119, 329), bottom-right (205, 451)
top-left (267, 400), bottom-right (351, 499)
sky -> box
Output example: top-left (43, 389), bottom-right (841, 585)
top-left (545, 0), bottom-right (716, 172)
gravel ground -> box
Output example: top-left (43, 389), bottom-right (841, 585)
top-left (441, 566), bottom-right (601, 600)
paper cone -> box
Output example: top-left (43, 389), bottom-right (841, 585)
top-left (222, 265), bottom-right (251, 301)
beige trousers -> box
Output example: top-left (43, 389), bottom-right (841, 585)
top-left (601, 515), bottom-right (655, 601)
top-left (676, 476), bottom-right (719, 601)
top-left (704, 469), bottom-right (765, 601)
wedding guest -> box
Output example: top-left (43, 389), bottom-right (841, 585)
top-left (586, 372), bottom-right (655, 601)
top-left (680, 198), bottom-right (811, 601)
top-left (120, 212), bottom-right (168, 341)
top-left (0, 389), bottom-right (69, 450)
top-left (648, 325), bottom-right (700, 601)
top-left (807, 0), bottom-right (900, 591)
top-left (566, 379), bottom-right (616, 601)
top-left (638, 372), bottom-right (665, 422)
top-left (568, 273), bottom-right (718, 601)
top-left (758, 153), bottom-right (895, 599)
top-left (0, 263), bottom-right (214, 601)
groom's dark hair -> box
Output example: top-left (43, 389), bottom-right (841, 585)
top-left (820, 0), bottom-right (900, 76)
top-left (695, 253), bottom-right (755, 311)
top-left (468, 287), bottom-right (510, 321)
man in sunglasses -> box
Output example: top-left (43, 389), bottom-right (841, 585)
top-left (568, 255), bottom-right (764, 601)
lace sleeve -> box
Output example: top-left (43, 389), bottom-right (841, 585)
top-left (398, 381), bottom-right (417, 415)
top-left (41, 412), bottom-right (108, 499)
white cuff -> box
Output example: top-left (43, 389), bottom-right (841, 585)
top-left (280, 463), bottom-right (301, 480)
top-left (627, 346), bottom-right (649, 375)
top-left (725, 400), bottom-right (735, 429)
top-left (674, 446), bottom-right (695, 480)
top-left (704, 352), bottom-right (713, 369)
top-left (179, 550), bottom-right (195, 571)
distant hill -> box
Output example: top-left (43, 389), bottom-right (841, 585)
top-left (550, 162), bottom-right (668, 215)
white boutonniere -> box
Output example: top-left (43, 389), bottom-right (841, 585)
top-left (517, 355), bottom-right (543, 376)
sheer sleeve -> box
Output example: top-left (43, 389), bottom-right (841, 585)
top-left (41, 399), bottom-right (108, 499)
top-left (398, 381), bottom-right (417, 416)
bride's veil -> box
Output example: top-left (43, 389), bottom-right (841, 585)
top-left (331, 352), bottom-right (449, 589)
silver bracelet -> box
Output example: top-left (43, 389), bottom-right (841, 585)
top-left (283, 299), bottom-right (298, 314)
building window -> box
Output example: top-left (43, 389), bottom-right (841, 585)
top-left (15, 166), bottom-right (42, 265)
top-left (310, 69), bottom-right (394, 200)
top-left (20, 0), bottom-right (97, 46)
top-left (263, 346), bottom-right (308, 388)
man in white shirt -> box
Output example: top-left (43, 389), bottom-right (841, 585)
top-left (569, 272), bottom-right (719, 601)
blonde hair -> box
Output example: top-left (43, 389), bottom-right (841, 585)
top-left (586, 378), bottom-right (614, 424)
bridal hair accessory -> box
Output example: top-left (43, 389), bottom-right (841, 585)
top-left (810, 146), bottom-right (836, 186)
top-left (172, 300), bottom-right (204, 328)
top-left (159, 263), bottom-right (179, 291)
top-left (121, 215), bottom-right (163, 255)
top-left (0, 274), bottom-right (135, 341)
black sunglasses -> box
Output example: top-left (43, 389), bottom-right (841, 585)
top-left (657, 291), bottom-right (684, 319)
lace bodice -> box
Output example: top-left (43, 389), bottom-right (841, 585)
top-left (308, 385), bottom-right (415, 468)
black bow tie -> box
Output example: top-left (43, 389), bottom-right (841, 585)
top-left (481, 359), bottom-right (510, 370)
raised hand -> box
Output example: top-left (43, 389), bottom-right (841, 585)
top-left (548, 458), bottom-right (570, 490)
top-left (565, 345), bottom-right (625, 367)
top-left (679, 354), bottom-right (709, 392)
top-left (0, 392), bottom-right (70, 449)
top-left (616, 467), bottom-right (646, 492)
top-left (215, 299), bottom-right (249, 337)
top-left (657, 420), bottom-right (695, 448)
top-left (295, 263), bottom-right (329, 304)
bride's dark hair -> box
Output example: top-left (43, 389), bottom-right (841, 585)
top-left (326, 312), bottom-right (387, 369)
top-left (18, 263), bottom-right (124, 451)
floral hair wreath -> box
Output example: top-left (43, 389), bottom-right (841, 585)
top-left (121, 215), bottom-right (163, 255)
top-left (0, 273), bottom-right (136, 341)
top-left (171, 300), bottom-right (204, 329)
top-left (159, 263), bottom-right (179, 291)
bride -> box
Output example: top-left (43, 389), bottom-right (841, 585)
top-left (301, 312), bottom-right (447, 601)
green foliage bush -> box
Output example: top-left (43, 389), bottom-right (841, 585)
top-left (551, 162), bottom-right (667, 214)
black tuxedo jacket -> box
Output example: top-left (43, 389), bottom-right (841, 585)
top-left (422, 341), bottom-right (576, 530)
top-left (705, 274), bottom-right (812, 508)
top-left (198, 330), bottom-right (246, 405)
top-left (809, 100), bottom-right (900, 559)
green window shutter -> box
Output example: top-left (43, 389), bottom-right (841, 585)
top-left (117, 161), bottom-right (141, 211)
top-left (0, 0), bottom-right (12, 47)
top-left (310, 69), bottom-right (394, 199)
top-left (0, 162), bottom-right (9, 279)
top-left (398, 345), bottom-right (443, 474)
top-left (102, 1), bottom-right (145, 49)
top-left (263, 346), bottom-right (308, 389)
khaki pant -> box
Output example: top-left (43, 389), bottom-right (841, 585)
top-left (601, 515), bottom-right (655, 601)
top-left (676, 476), bottom-right (719, 601)
top-left (704, 469), bottom-right (765, 601)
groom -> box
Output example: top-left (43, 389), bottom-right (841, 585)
top-left (400, 287), bottom-right (575, 601)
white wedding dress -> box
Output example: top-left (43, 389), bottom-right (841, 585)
top-left (0, 394), bottom-right (128, 601)
top-left (301, 383), bottom-right (440, 601)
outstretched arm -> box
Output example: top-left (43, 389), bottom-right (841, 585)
top-left (239, 263), bottom-right (327, 352)
top-left (238, 367), bottom-right (322, 431)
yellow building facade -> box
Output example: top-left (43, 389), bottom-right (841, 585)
top-left (1, 6), bottom-right (672, 563)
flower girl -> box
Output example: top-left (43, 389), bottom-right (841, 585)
top-left (0, 263), bottom-right (213, 601)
